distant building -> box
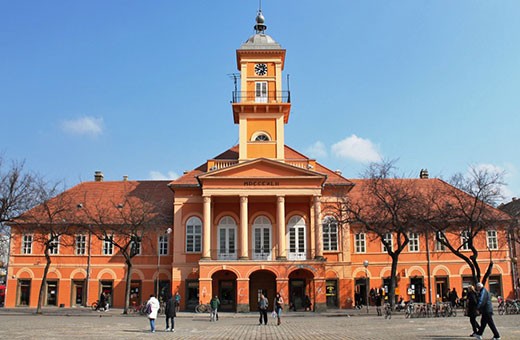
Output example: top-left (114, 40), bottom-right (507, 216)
top-left (4, 10), bottom-right (515, 310)
top-left (499, 197), bottom-right (520, 297)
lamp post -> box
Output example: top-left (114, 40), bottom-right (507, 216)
top-left (157, 227), bottom-right (173, 300)
top-left (363, 260), bottom-right (369, 314)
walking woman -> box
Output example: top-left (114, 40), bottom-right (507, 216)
top-left (466, 285), bottom-right (480, 337)
top-left (274, 292), bottom-right (284, 325)
top-left (258, 294), bottom-right (269, 325)
top-left (145, 294), bottom-right (160, 333)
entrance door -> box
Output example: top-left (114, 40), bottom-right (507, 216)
top-left (72, 280), bottom-right (84, 306)
top-left (326, 280), bottom-right (338, 308)
top-left (18, 279), bottom-right (31, 306)
top-left (46, 281), bottom-right (58, 306)
top-left (410, 277), bottom-right (425, 303)
top-left (289, 279), bottom-right (305, 310)
top-left (186, 280), bottom-right (199, 312)
top-left (435, 277), bottom-right (448, 302)
top-left (355, 278), bottom-right (369, 306)
top-left (130, 280), bottom-right (141, 308)
top-left (219, 280), bottom-right (236, 312)
top-left (99, 281), bottom-right (113, 307)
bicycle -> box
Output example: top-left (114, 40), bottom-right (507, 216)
top-left (405, 302), bottom-right (414, 318)
top-left (195, 303), bottom-right (211, 313)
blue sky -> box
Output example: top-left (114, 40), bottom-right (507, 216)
top-left (2, 1), bottom-right (519, 203)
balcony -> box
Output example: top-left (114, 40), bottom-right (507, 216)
top-left (232, 91), bottom-right (291, 104)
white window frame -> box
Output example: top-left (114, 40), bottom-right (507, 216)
top-left (435, 232), bottom-right (446, 251)
top-left (49, 235), bottom-right (60, 255)
top-left (408, 232), bottom-right (419, 252)
top-left (186, 216), bottom-right (202, 253)
top-left (461, 230), bottom-right (470, 251)
top-left (217, 216), bottom-right (237, 260)
top-left (322, 216), bottom-right (338, 252)
top-left (22, 234), bottom-right (33, 254)
top-left (253, 215), bottom-right (272, 260)
top-left (75, 234), bottom-right (86, 255)
top-left (255, 81), bottom-right (268, 103)
top-left (486, 230), bottom-right (498, 250)
top-left (355, 233), bottom-right (366, 253)
top-left (103, 234), bottom-right (114, 255)
top-left (382, 233), bottom-right (393, 252)
top-left (131, 238), bottom-right (142, 256)
top-left (287, 215), bottom-right (307, 260)
top-left (158, 234), bottom-right (169, 256)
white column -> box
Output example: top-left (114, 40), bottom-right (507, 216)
top-left (314, 195), bottom-right (323, 259)
top-left (240, 196), bottom-right (249, 259)
top-left (277, 195), bottom-right (286, 259)
top-left (202, 196), bottom-right (212, 259)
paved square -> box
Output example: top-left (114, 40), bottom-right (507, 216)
top-left (0, 309), bottom-right (519, 339)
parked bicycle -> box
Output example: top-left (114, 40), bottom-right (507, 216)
top-left (195, 302), bottom-right (211, 314)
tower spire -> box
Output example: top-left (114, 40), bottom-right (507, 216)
top-left (254, 9), bottom-right (267, 33)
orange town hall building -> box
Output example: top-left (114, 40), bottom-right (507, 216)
top-left (5, 11), bottom-right (515, 311)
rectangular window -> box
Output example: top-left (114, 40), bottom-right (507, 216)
top-left (255, 82), bottom-right (268, 103)
top-left (408, 232), bottom-right (419, 252)
top-left (75, 234), bottom-right (86, 255)
top-left (382, 233), bottom-right (393, 252)
top-left (355, 233), bottom-right (366, 253)
top-left (159, 235), bottom-right (169, 255)
top-left (49, 235), bottom-right (60, 255)
top-left (103, 235), bottom-right (113, 255)
top-left (487, 230), bottom-right (498, 250)
top-left (435, 232), bottom-right (446, 251)
top-left (461, 230), bottom-right (470, 251)
top-left (186, 224), bottom-right (202, 253)
top-left (323, 218), bottom-right (338, 251)
top-left (131, 238), bottom-right (141, 256)
top-left (22, 234), bottom-right (32, 254)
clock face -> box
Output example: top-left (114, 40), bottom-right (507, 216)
top-left (254, 63), bottom-right (268, 76)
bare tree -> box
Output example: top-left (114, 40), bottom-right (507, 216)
top-left (328, 160), bottom-right (428, 308)
top-left (1, 157), bottom-right (40, 252)
top-left (78, 181), bottom-right (171, 314)
top-left (427, 166), bottom-right (511, 286)
top-left (13, 180), bottom-right (74, 314)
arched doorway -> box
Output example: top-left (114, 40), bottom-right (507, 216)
top-left (288, 268), bottom-right (314, 311)
top-left (211, 270), bottom-right (237, 312)
top-left (249, 270), bottom-right (276, 311)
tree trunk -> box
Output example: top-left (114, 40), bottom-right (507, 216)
top-left (123, 259), bottom-right (132, 314)
top-left (36, 250), bottom-right (52, 314)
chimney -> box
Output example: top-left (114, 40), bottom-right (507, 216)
top-left (94, 171), bottom-right (104, 182)
top-left (123, 175), bottom-right (128, 181)
top-left (335, 170), bottom-right (342, 176)
top-left (419, 169), bottom-right (429, 179)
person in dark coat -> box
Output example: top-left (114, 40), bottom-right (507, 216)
top-left (449, 287), bottom-right (459, 308)
top-left (474, 282), bottom-right (500, 340)
top-left (164, 295), bottom-right (177, 332)
top-left (466, 285), bottom-right (480, 337)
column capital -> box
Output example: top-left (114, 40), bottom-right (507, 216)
top-left (203, 196), bottom-right (212, 204)
top-left (277, 195), bottom-right (285, 203)
top-left (240, 195), bottom-right (248, 203)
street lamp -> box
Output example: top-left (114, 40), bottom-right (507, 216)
top-left (157, 227), bottom-right (173, 300)
top-left (363, 260), bottom-right (369, 314)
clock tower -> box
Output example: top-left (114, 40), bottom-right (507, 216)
top-left (232, 10), bottom-right (291, 162)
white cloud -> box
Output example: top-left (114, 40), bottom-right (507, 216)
top-left (305, 141), bottom-right (328, 158)
top-left (331, 134), bottom-right (382, 163)
top-left (61, 116), bottom-right (104, 137)
top-left (149, 171), bottom-right (179, 180)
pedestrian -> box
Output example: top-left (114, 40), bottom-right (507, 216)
top-left (104, 292), bottom-right (110, 311)
top-left (210, 295), bottom-right (220, 322)
top-left (97, 291), bottom-right (106, 312)
top-left (375, 290), bottom-right (382, 316)
top-left (164, 294), bottom-right (176, 332)
top-left (449, 287), bottom-right (459, 308)
top-left (145, 294), bottom-right (160, 333)
top-left (466, 285), bottom-right (480, 337)
top-left (473, 282), bottom-right (500, 340)
top-left (274, 292), bottom-right (284, 325)
top-left (174, 291), bottom-right (181, 313)
top-left (303, 295), bottom-right (312, 311)
top-left (258, 293), bottom-right (269, 325)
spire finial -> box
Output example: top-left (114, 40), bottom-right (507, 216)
top-left (254, 8), bottom-right (267, 33)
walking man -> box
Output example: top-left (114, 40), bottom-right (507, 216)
top-left (473, 282), bottom-right (500, 340)
top-left (210, 295), bottom-right (220, 322)
top-left (258, 293), bottom-right (269, 325)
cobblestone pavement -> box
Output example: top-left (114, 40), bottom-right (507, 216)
top-left (0, 309), bottom-right (519, 339)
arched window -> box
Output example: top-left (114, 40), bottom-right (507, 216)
top-left (251, 131), bottom-right (271, 142)
top-left (217, 216), bottom-right (237, 260)
top-left (186, 216), bottom-right (202, 253)
top-left (287, 215), bottom-right (306, 260)
top-left (252, 215), bottom-right (272, 260)
top-left (322, 216), bottom-right (338, 252)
